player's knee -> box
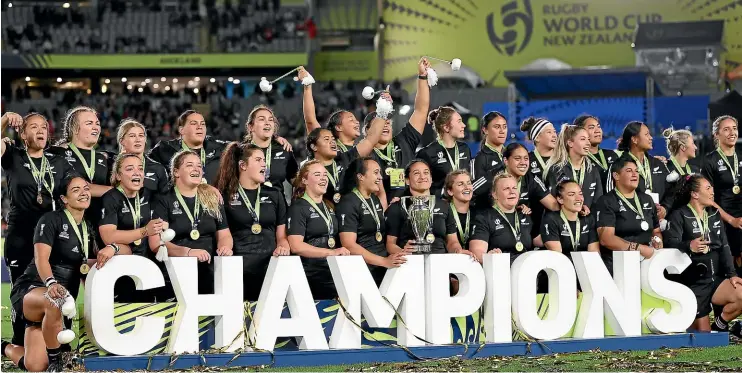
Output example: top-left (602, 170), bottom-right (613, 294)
top-left (24, 357), bottom-right (48, 372)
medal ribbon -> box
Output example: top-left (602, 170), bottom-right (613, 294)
top-left (687, 203), bottom-right (709, 237)
top-left (571, 160), bottom-right (586, 186)
top-left (238, 185), bottom-right (261, 222)
top-left (174, 186), bottom-right (200, 230)
top-left (64, 209), bottom-right (89, 260)
top-left (302, 194), bottom-right (334, 235)
top-left (493, 205), bottom-right (521, 242)
top-left (117, 187), bottom-right (141, 228)
top-left (181, 141), bottom-right (207, 170)
top-left (450, 203), bottom-right (470, 243)
top-left (559, 211), bottom-right (581, 250)
top-left (615, 189), bottom-right (645, 220)
top-left (437, 140), bottom-right (460, 170)
top-left (628, 152), bottom-right (653, 191)
top-left (68, 143), bottom-right (96, 180)
top-left (484, 142), bottom-right (503, 159)
top-left (715, 147), bottom-right (739, 182)
top-left (586, 148), bottom-right (608, 170)
top-left (353, 189), bottom-right (380, 232)
top-left (669, 156), bottom-right (691, 176)
top-left (326, 161), bottom-right (340, 189)
top-left (373, 140), bottom-right (398, 168)
top-left (336, 140), bottom-right (349, 153)
top-left (533, 149), bottom-right (548, 171)
top-left (26, 151), bottom-right (54, 197)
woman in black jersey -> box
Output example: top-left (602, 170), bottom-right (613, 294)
top-left (337, 158), bottom-right (401, 285)
top-left (48, 106), bottom-right (113, 236)
top-left (664, 174), bottom-right (742, 337)
top-left (242, 105), bottom-right (298, 188)
top-left (215, 143), bottom-right (290, 301)
top-left (99, 154), bottom-right (166, 302)
top-left (444, 170), bottom-right (474, 250)
top-left (501, 143), bottom-right (559, 213)
top-left (544, 125), bottom-right (604, 210)
top-left (470, 173), bottom-right (543, 263)
top-left (611, 121), bottom-right (670, 220)
top-left (305, 111), bottom-right (385, 204)
top-left (151, 150), bottom-right (233, 297)
top-left (149, 110), bottom-right (227, 184)
top-left (574, 115), bottom-right (619, 190)
top-left (117, 119), bottom-right (169, 194)
top-left (541, 179), bottom-right (599, 256)
top-left (2, 113), bottom-right (77, 347)
top-left (521, 117), bottom-right (557, 180)
top-left (366, 58), bottom-right (431, 204)
top-left (4, 176), bottom-right (105, 372)
top-left (702, 116), bottom-right (742, 275)
top-left (661, 127), bottom-right (700, 211)
top-left (385, 160), bottom-right (463, 256)
top-left (287, 160), bottom-right (350, 300)
top-left (300, 67), bottom-right (360, 153)
top-left (472, 111), bottom-right (508, 206)
top-left (594, 157), bottom-right (662, 273)
top-left (416, 107), bottom-right (472, 197)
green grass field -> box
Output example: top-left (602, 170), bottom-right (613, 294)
top-left (1, 236), bottom-right (741, 372)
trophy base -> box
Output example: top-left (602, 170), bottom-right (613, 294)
top-left (412, 243), bottom-right (432, 254)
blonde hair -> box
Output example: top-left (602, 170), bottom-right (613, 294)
top-left (427, 106), bottom-right (457, 138)
top-left (57, 106), bottom-right (98, 146)
top-left (711, 115), bottom-right (738, 146)
top-left (116, 118), bottom-right (147, 153)
top-left (444, 169), bottom-right (471, 199)
top-left (544, 124), bottom-right (591, 179)
top-left (491, 172), bottom-right (516, 196)
top-left (243, 105), bottom-right (279, 143)
top-left (170, 150), bottom-right (222, 220)
top-left (110, 153), bottom-right (143, 187)
top-left (661, 127), bottom-right (693, 156)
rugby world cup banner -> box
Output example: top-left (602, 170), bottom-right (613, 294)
top-left (81, 251), bottom-right (696, 356)
top-left (381, 0), bottom-right (742, 85)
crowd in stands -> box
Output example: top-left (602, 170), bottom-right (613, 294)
top-left (1, 0), bottom-right (307, 54)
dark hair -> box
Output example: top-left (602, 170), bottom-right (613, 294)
top-left (554, 178), bottom-right (580, 200)
top-left (214, 142), bottom-right (264, 198)
top-left (291, 159), bottom-right (324, 201)
top-left (573, 114), bottom-right (598, 128)
top-left (520, 116), bottom-right (547, 141)
top-left (502, 142), bottom-right (528, 159)
top-left (176, 109), bottom-right (202, 136)
top-left (427, 106), bottom-right (457, 138)
top-left (56, 174), bottom-right (88, 207)
top-left (617, 121), bottom-right (645, 152)
top-left (339, 157), bottom-right (378, 195)
top-left (326, 110), bottom-right (350, 139)
top-left (363, 111), bottom-right (377, 133)
top-left (20, 112), bottom-right (49, 148)
top-left (671, 174), bottom-right (707, 211)
top-left (404, 159), bottom-right (431, 179)
top-left (610, 155), bottom-right (638, 178)
top-left (482, 111), bottom-right (506, 129)
top-left (306, 127), bottom-right (331, 157)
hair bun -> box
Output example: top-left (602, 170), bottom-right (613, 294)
top-left (662, 127), bottom-right (674, 139)
top-left (520, 117), bottom-right (536, 132)
top-left (427, 108), bottom-right (440, 124)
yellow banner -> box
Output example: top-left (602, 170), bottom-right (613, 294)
top-left (13, 53), bottom-right (307, 69)
top-left (381, 0), bottom-right (741, 86)
top-left (313, 51), bottom-right (379, 80)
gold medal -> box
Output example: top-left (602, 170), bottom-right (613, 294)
top-left (190, 229), bottom-right (200, 240)
top-left (426, 233), bottom-right (435, 243)
top-left (328, 237), bottom-right (336, 248)
top-left (376, 231), bottom-right (383, 242)
top-left (134, 239), bottom-right (142, 245)
top-left (515, 242), bottom-right (524, 252)
top-left (385, 168), bottom-right (392, 175)
top-left (333, 193), bottom-right (341, 203)
top-left (264, 181), bottom-right (272, 187)
top-left (734, 186), bottom-right (740, 195)
top-left (251, 223), bottom-right (262, 234)
top-left (36, 193), bottom-right (43, 205)
top-left (80, 263), bottom-right (90, 274)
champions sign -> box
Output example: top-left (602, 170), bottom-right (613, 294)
top-left (382, 0), bottom-right (742, 85)
top-left (83, 250), bottom-right (698, 355)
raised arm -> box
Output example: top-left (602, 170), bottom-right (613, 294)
top-left (299, 66), bottom-right (321, 133)
top-left (408, 58), bottom-right (431, 134)
top-left (355, 97), bottom-right (388, 157)
top-left (1, 112), bottom-right (22, 156)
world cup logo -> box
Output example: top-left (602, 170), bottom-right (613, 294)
top-left (485, 0), bottom-right (534, 56)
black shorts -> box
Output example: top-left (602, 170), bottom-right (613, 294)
top-left (680, 275), bottom-right (725, 318)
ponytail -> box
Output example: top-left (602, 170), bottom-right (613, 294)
top-left (170, 149), bottom-right (222, 220)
